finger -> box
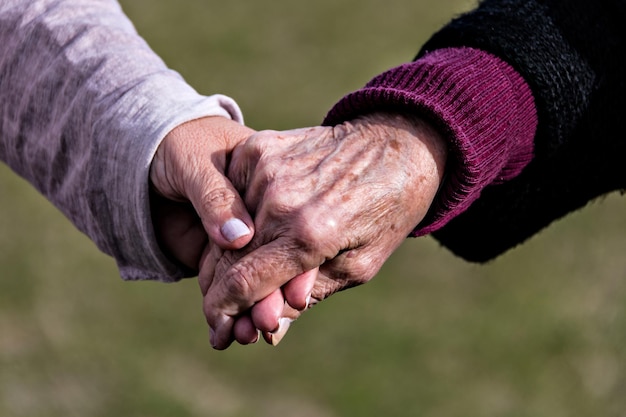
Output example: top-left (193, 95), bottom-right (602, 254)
top-left (228, 129), bottom-right (315, 209)
top-left (261, 317), bottom-right (293, 346)
top-left (150, 193), bottom-right (208, 270)
top-left (207, 312), bottom-right (235, 350)
top-left (283, 268), bottom-right (318, 311)
top-left (320, 244), bottom-right (397, 291)
top-left (233, 314), bottom-right (259, 345)
top-left (153, 117), bottom-right (256, 252)
top-left (227, 130), bottom-right (280, 211)
top-left (260, 303), bottom-right (301, 346)
top-left (251, 269), bottom-right (317, 345)
top-left (204, 237), bottom-right (324, 346)
top-left (260, 272), bottom-right (345, 347)
top-left (186, 164), bottom-right (255, 251)
top-left (227, 133), bottom-right (263, 196)
top-left (198, 243), bottom-right (223, 296)
top-left (247, 267), bottom-right (318, 333)
top-left (251, 288), bottom-right (285, 333)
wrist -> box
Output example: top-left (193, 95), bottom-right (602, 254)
top-left (325, 48), bottom-right (537, 235)
top-left (353, 112), bottom-right (448, 228)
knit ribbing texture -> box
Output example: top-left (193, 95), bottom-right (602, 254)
top-left (323, 47), bottom-right (538, 235)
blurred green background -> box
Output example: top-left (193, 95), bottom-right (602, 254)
top-left (2, 0), bottom-right (626, 416)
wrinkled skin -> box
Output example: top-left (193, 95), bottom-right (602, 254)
top-left (199, 112), bottom-right (447, 349)
top-left (150, 116), bottom-right (256, 273)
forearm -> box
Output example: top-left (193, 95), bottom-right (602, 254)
top-left (0, 0), bottom-right (242, 281)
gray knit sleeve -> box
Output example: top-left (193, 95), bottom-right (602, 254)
top-left (0, 0), bottom-right (244, 282)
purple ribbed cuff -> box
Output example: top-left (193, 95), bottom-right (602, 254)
top-left (323, 47), bottom-right (538, 235)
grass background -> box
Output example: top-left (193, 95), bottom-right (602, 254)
top-left (2, 0), bottom-right (626, 416)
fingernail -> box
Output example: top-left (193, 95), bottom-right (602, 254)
top-left (270, 318), bottom-right (293, 346)
top-left (252, 330), bottom-right (260, 345)
top-left (304, 294), bottom-right (312, 310)
top-left (221, 218), bottom-right (251, 242)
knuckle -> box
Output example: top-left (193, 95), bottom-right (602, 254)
top-left (213, 251), bottom-right (236, 281)
top-left (223, 262), bottom-right (256, 303)
top-left (201, 187), bottom-right (238, 210)
top-left (298, 221), bottom-right (330, 250)
top-left (240, 134), bottom-right (263, 154)
top-left (263, 186), bottom-right (298, 216)
top-left (203, 258), bottom-right (256, 319)
top-left (328, 253), bottom-right (378, 288)
top-left (310, 277), bottom-right (337, 302)
top-left (346, 256), bottom-right (377, 284)
top-left (295, 210), bottom-right (342, 257)
top-left (267, 210), bottom-right (337, 263)
top-left (244, 130), bottom-right (278, 151)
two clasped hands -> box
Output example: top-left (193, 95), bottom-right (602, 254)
top-left (150, 112), bottom-right (447, 349)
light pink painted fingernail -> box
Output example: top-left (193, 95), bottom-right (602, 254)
top-left (221, 218), bottom-right (251, 242)
top-left (270, 318), bottom-right (293, 346)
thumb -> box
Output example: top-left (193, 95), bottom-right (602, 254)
top-left (185, 165), bottom-right (255, 250)
top-left (152, 116), bottom-right (256, 251)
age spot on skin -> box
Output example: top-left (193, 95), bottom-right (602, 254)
top-left (389, 139), bottom-right (401, 152)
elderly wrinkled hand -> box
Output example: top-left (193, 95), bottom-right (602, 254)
top-left (199, 112), bottom-right (447, 349)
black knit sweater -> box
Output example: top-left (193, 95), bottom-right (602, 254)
top-left (422, 0), bottom-right (626, 262)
